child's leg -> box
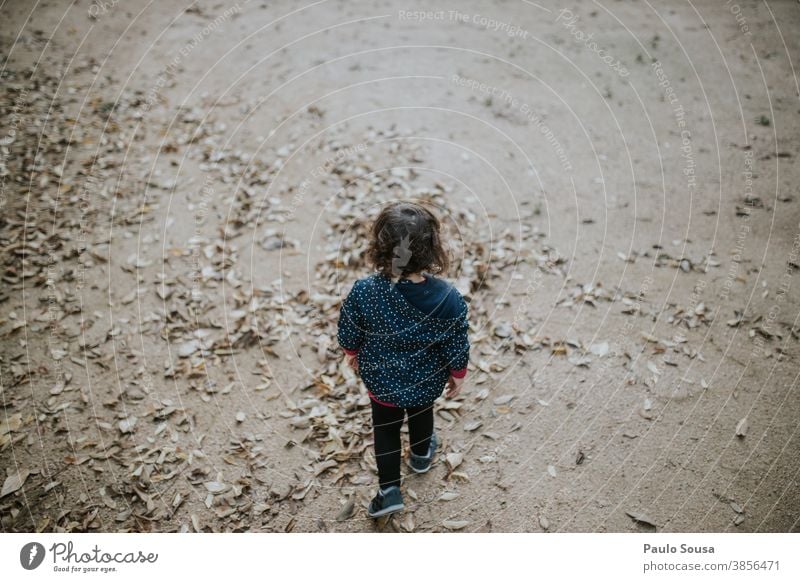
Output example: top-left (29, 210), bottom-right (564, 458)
top-left (370, 400), bottom-right (405, 489)
top-left (406, 403), bottom-right (434, 456)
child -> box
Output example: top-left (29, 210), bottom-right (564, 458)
top-left (337, 201), bottom-right (471, 518)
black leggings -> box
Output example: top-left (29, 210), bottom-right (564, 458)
top-left (370, 399), bottom-right (434, 489)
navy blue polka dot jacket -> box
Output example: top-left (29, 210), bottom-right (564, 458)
top-left (337, 272), bottom-right (471, 408)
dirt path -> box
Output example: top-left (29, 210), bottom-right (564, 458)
top-left (1, 0), bottom-right (799, 533)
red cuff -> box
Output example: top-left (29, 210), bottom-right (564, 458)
top-left (342, 347), bottom-right (359, 356)
top-left (449, 367), bottom-right (468, 379)
top-left (368, 390), bottom-right (397, 408)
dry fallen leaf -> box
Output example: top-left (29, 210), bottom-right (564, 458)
top-left (336, 498), bottom-right (355, 522)
top-left (204, 481), bottom-right (228, 494)
top-left (626, 510), bottom-right (658, 528)
top-left (569, 355), bottom-right (592, 367)
top-left (0, 413), bottom-right (23, 435)
top-left (442, 519), bottom-right (470, 530)
top-left (446, 452), bottom-right (463, 471)
top-left (464, 420), bottom-right (482, 432)
top-left (118, 417), bottom-right (137, 434)
top-left (1, 469), bottom-right (30, 498)
top-left (539, 514), bottom-right (550, 531)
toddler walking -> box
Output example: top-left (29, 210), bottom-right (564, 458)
top-left (337, 201), bottom-right (471, 517)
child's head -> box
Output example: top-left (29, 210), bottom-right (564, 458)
top-left (366, 201), bottom-right (450, 278)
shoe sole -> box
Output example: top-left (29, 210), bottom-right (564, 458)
top-left (367, 503), bottom-right (405, 518)
top-left (408, 435), bottom-right (437, 473)
top-left (408, 461), bottom-right (432, 474)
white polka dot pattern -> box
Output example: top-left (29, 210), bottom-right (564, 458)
top-left (337, 272), bottom-right (471, 407)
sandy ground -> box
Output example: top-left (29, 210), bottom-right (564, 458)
top-left (1, 0), bottom-right (799, 533)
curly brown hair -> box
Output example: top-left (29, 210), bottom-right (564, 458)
top-left (366, 201), bottom-right (450, 278)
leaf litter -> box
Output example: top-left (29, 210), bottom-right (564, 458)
top-left (0, 43), bottom-right (788, 534)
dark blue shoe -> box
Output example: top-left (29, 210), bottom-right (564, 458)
top-left (408, 431), bottom-right (438, 474)
top-left (367, 486), bottom-right (404, 518)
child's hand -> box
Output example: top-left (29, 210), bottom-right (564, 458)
top-left (345, 353), bottom-right (359, 372)
top-left (445, 375), bottom-right (464, 398)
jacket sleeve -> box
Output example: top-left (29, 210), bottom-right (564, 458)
top-left (439, 297), bottom-right (470, 377)
top-left (337, 281), bottom-right (365, 354)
